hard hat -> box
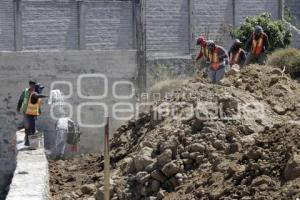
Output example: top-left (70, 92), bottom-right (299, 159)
top-left (234, 39), bottom-right (242, 45)
top-left (196, 36), bottom-right (206, 45)
top-left (255, 25), bottom-right (263, 34)
top-left (207, 40), bottom-right (215, 50)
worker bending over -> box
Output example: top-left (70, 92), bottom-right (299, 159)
top-left (207, 40), bottom-right (229, 84)
top-left (228, 39), bottom-right (246, 67)
top-left (193, 36), bottom-right (210, 71)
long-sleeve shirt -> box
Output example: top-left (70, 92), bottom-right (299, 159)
top-left (17, 90), bottom-right (27, 113)
top-left (245, 32), bottom-right (269, 53)
top-left (196, 45), bottom-right (209, 61)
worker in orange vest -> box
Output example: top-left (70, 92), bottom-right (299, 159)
top-left (193, 36), bottom-right (210, 72)
top-left (194, 36), bottom-right (209, 63)
top-left (244, 25), bottom-right (269, 65)
top-left (17, 80), bottom-right (42, 146)
top-left (228, 39), bottom-right (246, 67)
top-left (207, 40), bottom-right (229, 84)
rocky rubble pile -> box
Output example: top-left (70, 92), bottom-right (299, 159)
top-left (50, 65), bottom-right (300, 200)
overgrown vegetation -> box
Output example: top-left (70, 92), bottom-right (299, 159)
top-left (150, 79), bottom-right (188, 100)
top-left (148, 63), bottom-right (196, 87)
top-left (284, 5), bottom-right (296, 24)
top-left (231, 13), bottom-right (291, 52)
top-left (267, 48), bottom-right (300, 77)
top-left (284, 5), bottom-right (300, 29)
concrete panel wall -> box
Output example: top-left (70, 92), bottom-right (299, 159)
top-left (0, 0), bottom-right (15, 51)
top-left (286, 0), bottom-right (300, 19)
top-left (285, 21), bottom-right (300, 49)
top-left (235, 0), bottom-right (280, 25)
top-left (22, 0), bottom-right (79, 50)
top-left (85, 0), bottom-right (134, 50)
top-left (0, 52), bottom-right (17, 198)
top-left (146, 0), bottom-right (189, 56)
top-left (0, 0), bottom-right (288, 52)
top-left (0, 50), bottom-right (137, 154)
top-left (193, 0), bottom-right (233, 49)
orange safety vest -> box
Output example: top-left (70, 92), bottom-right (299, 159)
top-left (251, 32), bottom-right (265, 55)
top-left (25, 94), bottom-right (41, 116)
top-left (209, 47), bottom-right (220, 70)
top-left (229, 49), bottom-right (241, 65)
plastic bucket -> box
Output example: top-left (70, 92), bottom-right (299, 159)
top-left (28, 132), bottom-right (43, 150)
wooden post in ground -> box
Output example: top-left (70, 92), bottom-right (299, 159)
top-left (104, 117), bottom-right (110, 200)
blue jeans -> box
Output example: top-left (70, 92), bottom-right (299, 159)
top-left (208, 65), bottom-right (226, 84)
top-left (23, 114), bottom-right (36, 145)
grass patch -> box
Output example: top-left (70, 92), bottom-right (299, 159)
top-left (267, 48), bottom-right (300, 76)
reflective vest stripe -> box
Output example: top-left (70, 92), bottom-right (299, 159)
top-left (229, 49), bottom-right (241, 65)
top-left (209, 48), bottom-right (220, 70)
top-left (25, 94), bottom-right (41, 116)
top-left (201, 46), bottom-right (209, 58)
top-left (21, 88), bottom-right (30, 113)
top-left (251, 33), bottom-right (264, 55)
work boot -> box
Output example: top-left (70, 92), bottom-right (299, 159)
top-left (24, 135), bottom-right (29, 146)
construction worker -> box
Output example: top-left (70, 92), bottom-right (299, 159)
top-left (228, 39), bottom-right (246, 67)
top-left (244, 25), bottom-right (269, 65)
top-left (193, 36), bottom-right (210, 72)
top-left (17, 80), bottom-right (42, 146)
top-left (207, 40), bottom-right (229, 84)
top-left (53, 118), bottom-right (81, 159)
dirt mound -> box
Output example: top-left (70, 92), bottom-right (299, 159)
top-left (49, 65), bottom-right (300, 200)
top-left (49, 154), bottom-right (103, 200)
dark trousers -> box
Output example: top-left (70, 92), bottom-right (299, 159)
top-left (24, 114), bottom-right (36, 145)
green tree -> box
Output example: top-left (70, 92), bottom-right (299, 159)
top-left (231, 13), bottom-right (291, 52)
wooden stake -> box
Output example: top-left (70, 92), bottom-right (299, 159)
top-left (104, 117), bottom-right (110, 200)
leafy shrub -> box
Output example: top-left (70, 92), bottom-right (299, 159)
top-left (267, 48), bottom-right (300, 76)
top-left (231, 13), bottom-right (291, 52)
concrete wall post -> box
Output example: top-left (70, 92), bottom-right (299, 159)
top-left (233, 0), bottom-right (237, 26)
top-left (279, 0), bottom-right (284, 20)
top-left (188, 0), bottom-right (194, 53)
top-left (135, 0), bottom-right (147, 93)
top-left (13, 0), bottom-right (22, 51)
top-left (78, 0), bottom-right (86, 50)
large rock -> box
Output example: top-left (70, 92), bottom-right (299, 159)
top-left (284, 153), bottom-right (300, 180)
top-left (134, 147), bottom-right (155, 171)
top-left (95, 186), bottom-right (113, 200)
top-left (151, 180), bottom-right (161, 192)
top-left (159, 137), bottom-right (179, 156)
top-left (187, 143), bottom-right (205, 153)
top-left (135, 171), bottom-right (151, 184)
top-left (150, 170), bottom-right (167, 183)
top-left (161, 161), bottom-right (180, 177)
top-left (119, 157), bottom-right (135, 174)
top-left (157, 149), bottom-right (172, 167)
top-left (251, 175), bottom-right (273, 186)
top-left (81, 184), bottom-right (95, 195)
